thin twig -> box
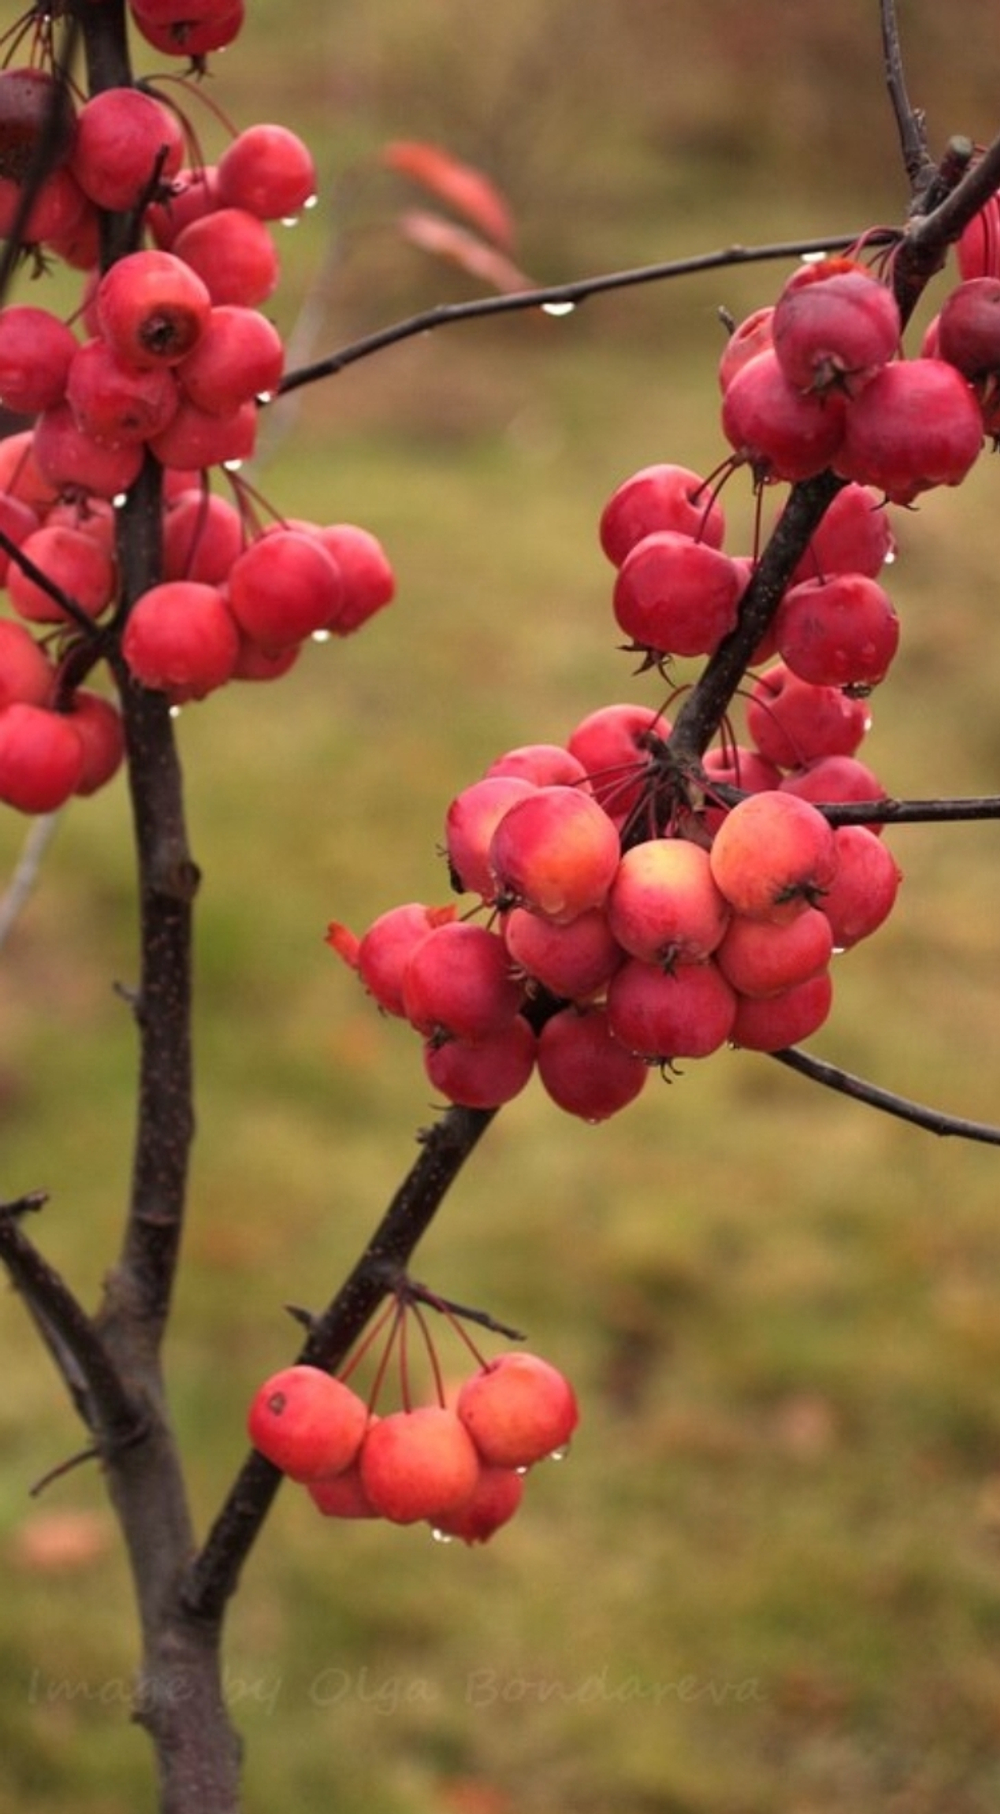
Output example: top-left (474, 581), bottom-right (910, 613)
top-left (276, 231), bottom-right (899, 395)
top-left (769, 1047), bottom-right (1000, 1147)
top-left (182, 1101), bottom-right (497, 1622)
top-left (0, 1198), bottom-right (145, 1445)
top-left (879, 0), bottom-right (933, 194)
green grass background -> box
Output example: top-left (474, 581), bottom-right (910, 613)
top-left (4, 2), bottom-right (1000, 1810)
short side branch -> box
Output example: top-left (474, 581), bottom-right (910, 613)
top-left (182, 1102), bottom-right (496, 1623)
top-left (770, 1047), bottom-right (1000, 1146)
top-left (0, 1196), bottom-right (144, 1446)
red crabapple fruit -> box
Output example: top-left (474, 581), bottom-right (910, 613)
top-left (122, 580), bottom-right (240, 699)
top-left (456, 1352), bottom-right (579, 1468)
top-left (715, 904), bottom-right (833, 997)
top-left (96, 250), bottom-right (212, 368)
top-left (401, 919), bottom-right (524, 1041)
top-left (937, 277), bottom-right (1000, 379)
top-left (566, 701), bottom-right (671, 822)
top-left (771, 258), bottom-right (900, 398)
top-left (787, 482), bottom-right (896, 585)
top-left (0, 306), bottom-right (77, 413)
top-left (612, 531), bottom-right (742, 658)
top-left (359, 1406), bottom-right (482, 1524)
top-left (0, 702), bottom-right (84, 813)
top-left (599, 462), bottom-right (725, 566)
top-left (72, 87), bottom-right (184, 212)
top-left (0, 619), bottom-right (54, 707)
top-left (428, 1464), bottom-right (525, 1544)
top-left (176, 305), bottom-right (285, 414)
top-left (67, 691), bottom-right (126, 796)
top-left (721, 348), bottom-right (847, 482)
top-left (247, 1364), bottom-right (369, 1482)
top-left (314, 524), bottom-right (396, 634)
top-left (32, 402), bottom-right (145, 500)
top-left (7, 523), bottom-right (116, 624)
top-left (485, 744), bottom-right (588, 788)
top-left (819, 825), bottom-right (902, 948)
top-left (774, 571), bottom-right (900, 690)
top-left (422, 1015), bottom-right (537, 1109)
top-left (488, 785), bottom-right (622, 923)
top-left (835, 356), bottom-right (983, 504)
top-left (535, 1004), bottom-right (648, 1120)
top-left (717, 305), bottom-right (774, 391)
top-left (730, 968), bottom-right (834, 1051)
top-left (445, 774), bottom-right (537, 900)
top-left (339, 901), bottom-right (456, 1016)
top-left (501, 903), bottom-right (624, 1000)
top-left (172, 208), bottom-right (279, 307)
top-left (130, 0), bottom-right (245, 58)
top-left (607, 836), bottom-right (730, 965)
top-left (606, 955), bottom-right (737, 1059)
top-left (746, 662), bottom-right (870, 769)
top-left (307, 1458), bottom-right (379, 1520)
top-left (66, 339), bottom-right (179, 446)
top-left (215, 123), bottom-right (317, 219)
top-left (0, 66), bottom-right (76, 185)
top-left (227, 529), bottom-right (343, 650)
top-left (709, 791), bottom-right (839, 923)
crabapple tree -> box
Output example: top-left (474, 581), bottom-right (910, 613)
top-left (2, 1), bottom-right (1000, 1811)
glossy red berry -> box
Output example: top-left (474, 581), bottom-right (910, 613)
top-left (215, 123), bottom-right (316, 219)
top-left (456, 1352), bottom-right (578, 1468)
top-left (122, 580), bottom-right (240, 699)
top-left (247, 1365), bottom-right (369, 1483)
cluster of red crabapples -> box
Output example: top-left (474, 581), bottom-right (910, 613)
top-left (0, 31), bottom-right (394, 813)
top-left (247, 1293), bottom-right (579, 1545)
top-left (329, 240), bottom-right (1000, 1120)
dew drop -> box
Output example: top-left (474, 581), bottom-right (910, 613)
top-left (541, 300), bottom-right (575, 318)
top-left (883, 548), bottom-right (897, 565)
top-left (222, 458), bottom-right (244, 473)
top-left (280, 214), bottom-right (301, 229)
top-left (548, 1444), bottom-right (569, 1462)
top-left (430, 1527), bottom-right (453, 1544)
top-left (256, 390), bottom-right (274, 405)
top-left (311, 628), bottom-right (332, 644)
top-left (112, 491), bottom-right (128, 509)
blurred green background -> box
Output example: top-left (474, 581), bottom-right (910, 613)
top-left (4, 2), bottom-right (1000, 1810)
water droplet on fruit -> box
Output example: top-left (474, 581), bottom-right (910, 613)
top-left (884, 548), bottom-right (897, 565)
top-left (311, 628), bottom-right (332, 643)
top-left (280, 215), bottom-right (300, 229)
top-left (112, 492), bottom-right (128, 509)
top-left (541, 300), bottom-right (575, 318)
top-left (256, 391), bottom-right (274, 405)
top-left (222, 458), bottom-right (244, 472)
top-left (548, 1444), bottom-right (570, 1462)
top-left (430, 1527), bottom-right (453, 1544)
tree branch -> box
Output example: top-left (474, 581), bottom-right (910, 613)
top-left (880, 0), bottom-right (933, 195)
top-left (276, 232), bottom-right (899, 395)
top-left (769, 1046), bottom-right (1000, 1146)
top-left (182, 1101), bottom-right (497, 1623)
top-left (0, 1194), bottom-right (144, 1447)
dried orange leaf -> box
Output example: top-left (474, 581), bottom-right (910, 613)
top-left (398, 209), bottom-right (532, 294)
top-left (381, 140), bottom-right (516, 253)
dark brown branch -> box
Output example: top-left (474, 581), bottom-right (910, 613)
top-left (702, 789), bottom-right (1000, 828)
top-left (667, 470), bottom-right (846, 764)
top-left (0, 1196), bottom-right (144, 1447)
top-left (182, 1101), bottom-right (497, 1623)
top-left (277, 232), bottom-right (899, 395)
top-left (99, 456), bottom-right (198, 1349)
top-left (880, 0), bottom-right (933, 195)
top-left (769, 1047), bottom-right (1000, 1146)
